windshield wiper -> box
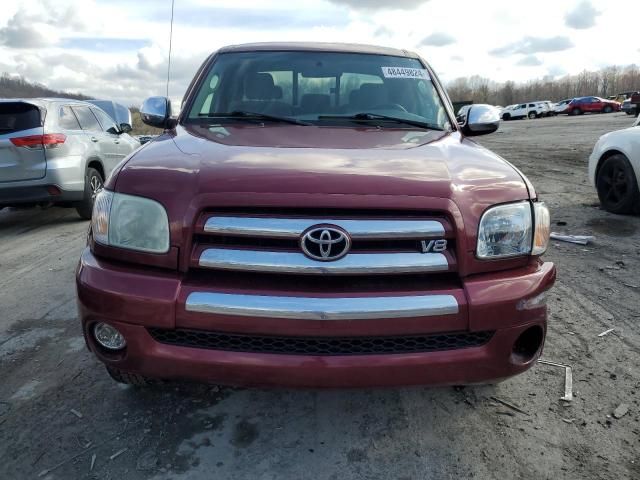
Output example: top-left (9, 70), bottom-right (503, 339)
top-left (198, 111), bottom-right (311, 126)
top-left (318, 113), bottom-right (443, 131)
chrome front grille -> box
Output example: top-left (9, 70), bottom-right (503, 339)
top-left (192, 213), bottom-right (455, 276)
top-left (203, 217), bottom-right (445, 239)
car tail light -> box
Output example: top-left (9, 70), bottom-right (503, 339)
top-left (10, 133), bottom-right (66, 149)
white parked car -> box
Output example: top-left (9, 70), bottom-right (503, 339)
top-left (554, 99), bottom-right (573, 114)
top-left (588, 115), bottom-right (640, 214)
top-left (501, 102), bottom-right (548, 120)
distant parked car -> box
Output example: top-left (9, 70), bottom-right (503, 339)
top-left (501, 102), bottom-right (547, 120)
top-left (542, 101), bottom-right (555, 116)
top-left (567, 96), bottom-right (621, 115)
top-left (589, 115), bottom-right (640, 214)
top-left (554, 99), bottom-right (573, 114)
top-left (621, 98), bottom-right (635, 115)
top-left (0, 98), bottom-right (139, 218)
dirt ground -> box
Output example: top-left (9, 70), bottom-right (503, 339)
top-left (1, 113), bottom-right (639, 480)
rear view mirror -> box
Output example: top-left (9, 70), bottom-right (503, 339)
top-left (462, 105), bottom-right (501, 136)
top-left (119, 123), bottom-right (132, 133)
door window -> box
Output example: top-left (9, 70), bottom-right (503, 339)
top-left (91, 108), bottom-right (119, 134)
top-left (58, 106), bottom-right (81, 130)
top-left (72, 106), bottom-right (102, 132)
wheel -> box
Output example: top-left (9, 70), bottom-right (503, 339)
top-left (596, 154), bottom-right (639, 214)
top-left (75, 167), bottom-right (103, 220)
top-left (528, 111), bottom-right (537, 119)
top-left (603, 106), bottom-right (613, 113)
top-left (502, 113), bottom-right (511, 121)
top-left (570, 108), bottom-right (581, 116)
top-left (106, 366), bottom-right (152, 386)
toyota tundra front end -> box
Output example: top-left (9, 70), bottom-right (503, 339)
top-left (76, 42), bottom-right (555, 388)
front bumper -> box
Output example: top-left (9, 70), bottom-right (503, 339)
top-left (77, 248), bottom-right (556, 388)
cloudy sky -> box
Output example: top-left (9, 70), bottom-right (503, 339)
top-left (0, 0), bottom-right (637, 106)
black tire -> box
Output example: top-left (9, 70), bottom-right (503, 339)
top-left (603, 106), bottom-right (613, 113)
top-left (106, 366), bottom-right (151, 386)
top-left (596, 154), bottom-right (639, 214)
top-left (528, 111), bottom-right (537, 119)
top-left (75, 167), bottom-right (103, 220)
top-left (502, 113), bottom-right (511, 121)
top-left (570, 108), bottom-right (581, 116)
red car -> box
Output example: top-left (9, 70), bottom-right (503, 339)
top-left (567, 96), bottom-right (621, 115)
top-left (76, 42), bottom-right (555, 388)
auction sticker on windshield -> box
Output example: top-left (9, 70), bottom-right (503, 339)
top-left (381, 67), bottom-right (430, 80)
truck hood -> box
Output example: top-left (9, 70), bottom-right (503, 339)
top-left (114, 124), bottom-right (530, 203)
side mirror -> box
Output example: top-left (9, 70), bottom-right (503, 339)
top-left (462, 104), bottom-right (500, 136)
top-left (119, 123), bottom-right (132, 133)
top-left (140, 96), bottom-right (177, 129)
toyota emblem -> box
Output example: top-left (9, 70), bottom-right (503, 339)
top-left (300, 226), bottom-right (351, 261)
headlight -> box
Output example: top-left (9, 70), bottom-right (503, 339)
top-left (477, 201), bottom-right (550, 259)
top-left (91, 190), bottom-right (170, 253)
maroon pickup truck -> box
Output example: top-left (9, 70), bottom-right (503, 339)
top-left (76, 42), bottom-right (555, 388)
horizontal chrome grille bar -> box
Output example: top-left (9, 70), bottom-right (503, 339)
top-left (199, 248), bottom-right (449, 275)
top-left (203, 217), bottom-right (445, 239)
top-left (185, 292), bottom-right (459, 320)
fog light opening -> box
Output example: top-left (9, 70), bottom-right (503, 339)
top-left (93, 322), bottom-right (126, 350)
top-left (511, 326), bottom-right (544, 364)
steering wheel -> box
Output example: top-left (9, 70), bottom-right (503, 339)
top-left (371, 103), bottom-right (408, 112)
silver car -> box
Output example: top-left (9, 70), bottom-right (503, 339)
top-left (0, 98), bottom-right (140, 218)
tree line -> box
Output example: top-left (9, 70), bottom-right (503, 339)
top-left (446, 64), bottom-right (640, 106)
top-left (0, 73), bottom-right (89, 100)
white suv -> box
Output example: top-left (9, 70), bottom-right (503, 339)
top-left (501, 102), bottom-right (547, 120)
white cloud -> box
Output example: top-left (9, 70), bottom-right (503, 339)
top-left (565, 0), bottom-right (600, 29)
top-left (490, 36), bottom-right (574, 57)
top-left (419, 32), bottom-right (456, 47)
top-left (327, 0), bottom-right (429, 11)
top-left (517, 55), bottom-right (543, 67)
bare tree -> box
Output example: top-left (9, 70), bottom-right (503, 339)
top-left (447, 64), bottom-right (640, 104)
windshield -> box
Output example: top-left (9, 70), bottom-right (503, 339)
top-left (186, 51), bottom-right (451, 130)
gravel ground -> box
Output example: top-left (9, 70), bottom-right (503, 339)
top-left (0, 113), bottom-right (639, 480)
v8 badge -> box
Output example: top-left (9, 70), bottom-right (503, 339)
top-left (420, 239), bottom-right (447, 253)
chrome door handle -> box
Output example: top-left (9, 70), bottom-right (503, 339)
top-left (91, 137), bottom-right (99, 142)
top-left (114, 140), bottom-right (120, 144)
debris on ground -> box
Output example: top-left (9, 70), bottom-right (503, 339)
top-left (550, 233), bottom-right (595, 245)
top-left (613, 404), bottom-right (629, 419)
top-left (70, 409), bottom-right (83, 419)
top-left (109, 448), bottom-right (128, 461)
top-left (538, 359), bottom-right (573, 401)
top-left (597, 328), bottom-right (615, 337)
top-left (490, 396), bottom-right (529, 416)
top-left (90, 454), bottom-right (96, 472)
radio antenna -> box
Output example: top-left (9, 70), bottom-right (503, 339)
top-left (166, 0), bottom-right (175, 98)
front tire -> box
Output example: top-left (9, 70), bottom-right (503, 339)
top-left (603, 106), bottom-right (613, 113)
top-left (528, 111), bottom-right (537, 119)
top-left (596, 154), bottom-right (639, 214)
top-left (502, 113), bottom-right (511, 121)
top-left (570, 108), bottom-right (581, 116)
top-left (75, 167), bottom-right (103, 220)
